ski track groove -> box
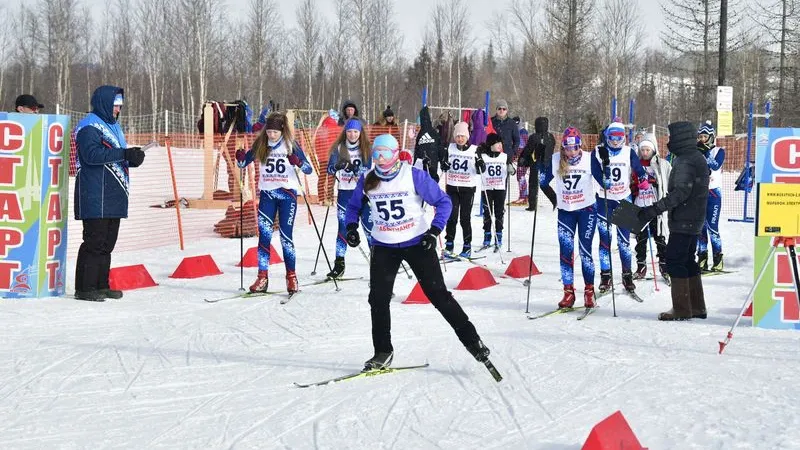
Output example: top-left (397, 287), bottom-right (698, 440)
top-left (268, 316), bottom-right (305, 340)
top-left (145, 366), bottom-right (275, 450)
top-left (526, 363), bottom-right (651, 437)
top-left (494, 385), bottom-right (527, 441)
top-left (145, 392), bottom-right (228, 447)
top-left (0, 351), bottom-right (82, 402)
top-left (388, 404), bottom-right (414, 450)
top-left (114, 345), bottom-right (131, 379)
top-left (228, 397), bottom-right (340, 449)
top-left (380, 380), bottom-right (407, 434)
top-left (124, 326), bottom-right (190, 395)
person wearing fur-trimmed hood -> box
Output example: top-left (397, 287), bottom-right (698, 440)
top-left (631, 133), bottom-right (671, 281)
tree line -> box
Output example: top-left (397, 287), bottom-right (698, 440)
top-left (0, 0), bottom-right (796, 133)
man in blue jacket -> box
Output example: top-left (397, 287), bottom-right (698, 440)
top-left (73, 85), bottom-right (146, 301)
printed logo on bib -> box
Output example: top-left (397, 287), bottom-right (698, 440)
top-left (371, 191), bottom-right (415, 233)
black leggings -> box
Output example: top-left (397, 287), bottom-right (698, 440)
top-left (368, 244), bottom-right (480, 352)
top-left (445, 190), bottom-right (475, 246)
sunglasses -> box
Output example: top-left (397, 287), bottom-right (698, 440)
top-left (372, 148), bottom-right (395, 160)
top-left (497, 107), bottom-right (507, 111)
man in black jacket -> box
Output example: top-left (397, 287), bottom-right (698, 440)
top-left (414, 106), bottom-right (447, 182)
top-left (636, 121), bottom-right (710, 321)
top-left (490, 100), bottom-right (520, 158)
top-left (520, 116), bottom-right (558, 210)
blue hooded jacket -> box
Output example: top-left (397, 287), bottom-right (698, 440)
top-left (73, 85), bottom-right (130, 219)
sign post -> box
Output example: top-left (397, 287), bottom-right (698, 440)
top-left (716, 86), bottom-right (733, 137)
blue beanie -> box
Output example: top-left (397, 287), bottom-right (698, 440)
top-left (345, 118), bottom-right (362, 132)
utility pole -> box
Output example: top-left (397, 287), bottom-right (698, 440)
top-left (718, 0), bottom-right (728, 85)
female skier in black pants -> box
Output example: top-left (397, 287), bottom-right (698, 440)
top-left (344, 134), bottom-right (491, 371)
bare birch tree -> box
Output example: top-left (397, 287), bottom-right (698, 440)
top-left (296, 0), bottom-right (325, 114)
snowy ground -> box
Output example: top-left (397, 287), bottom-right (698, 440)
top-left (2, 202), bottom-right (800, 450)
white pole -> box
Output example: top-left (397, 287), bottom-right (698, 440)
top-left (56, 104), bottom-right (60, 115)
top-left (165, 110), bottom-right (169, 136)
top-left (401, 119), bottom-right (408, 151)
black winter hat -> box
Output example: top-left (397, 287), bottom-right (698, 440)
top-left (382, 105), bottom-right (394, 118)
top-left (534, 117), bottom-right (549, 133)
top-left (485, 132), bottom-right (503, 149)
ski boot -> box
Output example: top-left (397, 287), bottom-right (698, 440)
top-left (633, 263), bottom-right (647, 280)
top-left (494, 231), bottom-right (503, 251)
top-left (584, 284), bottom-right (596, 308)
top-left (622, 271), bottom-right (636, 293)
top-left (443, 240), bottom-right (458, 261)
top-left (286, 270), bottom-right (299, 294)
top-left (598, 270), bottom-right (612, 293)
top-left (711, 253), bottom-right (724, 272)
top-left (326, 257), bottom-right (345, 279)
top-left (249, 270), bottom-right (269, 293)
top-left (659, 260), bottom-right (671, 284)
top-left (74, 290), bottom-right (106, 302)
top-left (363, 351), bottom-right (393, 371)
top-left (459, 245), bottom-right (472, 259)
top-left (697, 251), bottom-right (709, 272)
top-left (558, 284), bottom-right (576, 308)
top-left (481, 232), bottom-right (492, 249)
top-left (466, 339), bottom-right (491, 363)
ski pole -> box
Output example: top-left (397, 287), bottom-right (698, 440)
top-left (506, 169), bottom-right (512, 253)
top-left (310, 205), bottom-right (330, 275)
top-left (292, 148), bottom-right (339, 291)
top-left (646, 226), bottom-right (659, 292)
top-left (602, 185), bottom-right (617, 317)
top-left (239, 166), bottom-right (245, 291)
top-left (719, 242), bottom-right (782, 354)
top-left (524, 187), bottom-right (538, 313)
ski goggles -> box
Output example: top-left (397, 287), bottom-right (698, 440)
top-left (372, 148), bottom-right (395, 160)
top-left (606, 134), bottom-right (625, 147)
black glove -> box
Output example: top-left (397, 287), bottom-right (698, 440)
top-left (440, 160), bottom-right (451, 172)
top-left (345, 223), bottom-right (360, 247)
top-left (420, 226), bottom-right (441, 251)
top-left (637, 205), bottom-right (659, 225)
top-left (598, 144), bottom-right (610, 168)
top-left (125, 147), bottom-right (145, 167)
top-left (334, 160), bottom-right (348, 171)
top-left (475, 157), bottom-right (486, 173)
